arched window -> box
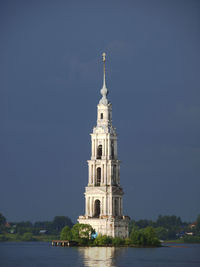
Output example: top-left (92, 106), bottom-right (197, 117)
top-left (94, 199), bottom-right (100, 218)
top-left (96, 167), bottom-right (101, 186)
top-left (100, 113), bottom-right (103, 119)
top-left (113, 165), bottom-right (116, 185)
top-left (97, 145), bottom-right (102, 159)
top-left (115, 198), bottom-right (118, 216)
top-left (111, 141), bottom-right (114, 159)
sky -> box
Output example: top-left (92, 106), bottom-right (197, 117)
top-left (0, 0), bottom-right (200, 223)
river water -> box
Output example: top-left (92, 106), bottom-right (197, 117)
top-left (0, 242), bottom-right (200, 267)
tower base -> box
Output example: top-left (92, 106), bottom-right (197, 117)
top-left (78, 215), bottom-right (130, 238)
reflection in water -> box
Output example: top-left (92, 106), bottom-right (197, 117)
top-left (78, 247), bottom-right (121, 267)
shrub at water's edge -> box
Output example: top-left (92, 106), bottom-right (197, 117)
top-left (130, 226), bottom-right (161, 246)
top-left (60, 226), bottom-right (72, 241)
top-left (71, 223), bottom-right (95, 245)
top-left (94, 235), bottom-right (112, 246)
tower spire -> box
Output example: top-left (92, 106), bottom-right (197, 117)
top-left (102, 52), bottom-right (106, 87)
top-left (100, 52), bottom-right (108, 105)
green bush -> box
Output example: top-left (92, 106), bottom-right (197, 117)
top-left (112, 237), bottom-right (124, 246)
top-left (130, 229), bottom-right (145, 245)
top-left (144, 227), bottom-right (161, 246)
top-left (130, 227), bottom-right (161, 246)
top-left (60, 226), bottom-right (72, 241)
top-left (124, 238), bottom-right (132, 246)
top-left (154, 227), bottom-right (168, 240)
top-left (94, 235), bottom-right (112, 246)
top-left (71, 224), bottom-right (95, 244)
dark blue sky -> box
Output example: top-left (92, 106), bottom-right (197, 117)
top-left (1, 0), bottom-right (199, 223)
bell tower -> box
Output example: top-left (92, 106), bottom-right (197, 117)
top-left (78, 53), bottom-right (129, 238)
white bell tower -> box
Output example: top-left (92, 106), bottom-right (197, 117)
top-left (78, 53), bottom-right (129, 238)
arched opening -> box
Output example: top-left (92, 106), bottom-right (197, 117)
top-left (115, 198), bottom-right (118, 216)
top-left (96, 167), bottom-right (101, 186)
top-left (94, 199), bottom-right (100, 218)
top-left (111, 141), bottom-right (114, 159)
top-left (100, 113), bottom-right (103, 119)
top-left (97, 145), bottom-right (102, 159)
top-left (113, 165), bottom-right (116, 185)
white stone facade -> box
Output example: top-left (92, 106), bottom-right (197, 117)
top-left (78, 53), bottom-right (129, 238)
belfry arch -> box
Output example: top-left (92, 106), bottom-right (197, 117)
top-left (97, 145), bottom-right (102, 159)
top-left (115, 198), bottom-right (118, 216)
top-left (94, 199), bottom-right (100, 218)
top-left (111, 141), bottom-right (114, 159)
top-left (96, 167), bottom-right (101, 186)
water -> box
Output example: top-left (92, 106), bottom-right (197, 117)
top-left (0, 242), bottom-right (200, 267)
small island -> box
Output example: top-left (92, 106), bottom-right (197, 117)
top-left (55, 223), bottom-right (161, 247)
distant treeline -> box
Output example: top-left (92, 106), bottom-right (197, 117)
top-left (0, 213), bottom-right (200, 243)
top-left (129, 214), bottom-right (200, 242)
top-left (0, 214), bottom-right (73, 241)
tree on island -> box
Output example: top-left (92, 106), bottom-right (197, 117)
top-left (71, 223), bottom-right (95, 244)
top-left (60, 226), bottom-right (72, 241)
top-left (130, 226), bottom-right (161, 246)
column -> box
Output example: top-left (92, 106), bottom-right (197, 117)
top-left (91, 197), bottom-right (94, 216)
top-left (94, 139), bottom-right (96, 158)
top-left (93, 163), bottom-right (95, 185)
top-left (112, 197), bottom-right (114, 216)
top-left (105, 137), bottom-right (108, 159)
top-left (91, 164), bottom-right (93, 184)
top-left (88, 197), bottom-right (90, 215)
top-left (92, 139), bottom-right (94, 157)
top-left (108, 164), bottom-right (111, 185)
top-left (108, 196), bottom-right (111, 215)
top-left (105, 136), bottom-right (107, 157)
top-left (104, 164), bottom-right (107, 184)
top-left (86, 197), bottom-right (88, 215)
top-left (102, 197), bottom-right (104, 215)
top-left (90, 197), bottom-right (92, 216)
top-left (108, 138), bottom-right (110, 159)
top-left (88, 164), bottom-right (91, 184)
top-left (102, 164), bottom-right (104, 184)
top-left (114, 139), bottom-right (117, 158)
